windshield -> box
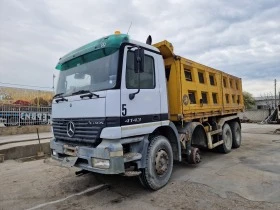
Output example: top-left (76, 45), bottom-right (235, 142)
top-left (56, 50), bottom-right (119, 96)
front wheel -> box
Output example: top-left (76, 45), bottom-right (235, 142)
top-left (139, 135), bottom-right (173, 190)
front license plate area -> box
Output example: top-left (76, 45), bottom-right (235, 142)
top-left (64, 144), bottom-right (77, 156)
top-left (61, 156), bottom-right (78, 167)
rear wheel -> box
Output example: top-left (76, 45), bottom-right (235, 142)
top-left (230, 121), bottom-right (241, 148)
top-left (218, 123), bottom-right (232, 153)
top-left (139, 135), bottom-right (173, 190)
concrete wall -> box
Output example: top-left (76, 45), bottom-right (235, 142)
top-left (238, 110), bottom-right (269, 122)
top-left (1, 141), bottom-right (50, 160)
top-left (0, 125), bottom-right (51, 136)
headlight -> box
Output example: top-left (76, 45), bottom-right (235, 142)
top-left (92, 158), bottom-right (110, 169)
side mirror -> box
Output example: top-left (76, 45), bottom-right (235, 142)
top-left (134, 48), bottom-right (144, 73)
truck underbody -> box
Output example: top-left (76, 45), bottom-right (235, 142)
top-left (51, 114), bottom-right (241, 190)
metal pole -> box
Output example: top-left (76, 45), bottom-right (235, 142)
top-left (52, 74), bottom-right (56, 93)
top-left (275, 79), bottom-right (277, 108)
top-left (36, 128), bottom-right (44, 157)
top-left (279, 91), bottom-right (280, 105)
top-left (18, 106), bottom-right (21, 126)
top-left (36, 128), bottom-right (41, 150)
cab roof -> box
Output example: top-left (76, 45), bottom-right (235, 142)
top-left (56, 33), bottom-right (129, 70)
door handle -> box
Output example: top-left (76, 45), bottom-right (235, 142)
top-left (153, 115), bottom-right (160, 121)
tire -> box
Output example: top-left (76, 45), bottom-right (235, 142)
top-left (230, 121), bottom-right (241, 148)
top-left (139, 135), bottom-right (173, 190)
top-left (218, 123), bottom-right (232, 153)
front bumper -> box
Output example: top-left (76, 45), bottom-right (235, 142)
top-left (50, 138), bottom-right (125, 174)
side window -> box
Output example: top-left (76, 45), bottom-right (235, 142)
top-left (126, 51), bottom-right (155, 89)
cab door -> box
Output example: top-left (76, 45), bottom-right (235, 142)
top-left (120, 46), bottom-right (161, 137)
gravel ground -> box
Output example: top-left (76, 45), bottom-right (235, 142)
top-left (0, 123), bottom-right (279, 210)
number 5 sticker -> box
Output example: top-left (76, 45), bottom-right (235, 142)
top-left (122, 104), bottom-right (127, 116)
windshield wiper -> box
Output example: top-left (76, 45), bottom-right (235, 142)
top-left (53, 92), bottom-right (64, 99)
top-left (53, 93), bottom-right (68, 103)
top-left (55, 97), bottom-right (68, 103)
top-left (71, 90), bottom-right (99, 99)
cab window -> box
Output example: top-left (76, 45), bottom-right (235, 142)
top-left (126, 51), bottom-right (155, 89)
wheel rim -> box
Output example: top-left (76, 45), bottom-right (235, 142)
top-left (155, 149), bottom-right (169, 176)
top-left (225, 130), bottom-right (232, 149)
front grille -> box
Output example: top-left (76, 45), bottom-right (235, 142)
top-left (52, 118), bottom-right (106, 145)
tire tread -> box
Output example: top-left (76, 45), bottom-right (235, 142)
top-left (217, 123), bottom-right (232, 154)
top-left (138, 135), bottom-right (173, 190)
top-left (230, 121), bottom-right (241, 148)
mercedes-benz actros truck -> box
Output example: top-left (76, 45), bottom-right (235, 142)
top-left (50, 31), bottom-right (244, 190)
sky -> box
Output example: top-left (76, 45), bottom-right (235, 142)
top-left (0, 0), bottom-right (279, 97)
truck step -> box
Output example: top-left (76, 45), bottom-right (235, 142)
top-left (123, 171), bottom-right (142, 177)
top-left (123, 152), bottom-right (142, 162)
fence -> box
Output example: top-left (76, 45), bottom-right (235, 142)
top-left (0, 104), bottom-right (51, 126)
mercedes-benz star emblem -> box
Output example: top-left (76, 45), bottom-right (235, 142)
top-left (67, 121), bottom-right (75, 137)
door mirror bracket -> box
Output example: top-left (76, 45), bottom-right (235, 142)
top-left (129, 47), bottom-right (144, 100)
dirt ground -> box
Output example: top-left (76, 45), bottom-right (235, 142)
top-left (0, 123), bottom-right (280, 210)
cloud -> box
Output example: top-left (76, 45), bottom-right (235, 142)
top-left (0, 0), bottom-right (279, 96)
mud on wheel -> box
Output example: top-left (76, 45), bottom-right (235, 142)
top-left (139, 135), bottom-right (173, 190)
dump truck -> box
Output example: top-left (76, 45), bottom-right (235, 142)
top-left (50, 31), bottom-right (244, 190)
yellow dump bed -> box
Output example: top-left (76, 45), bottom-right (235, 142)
top-left (154, 40), bottom-right (244, 122)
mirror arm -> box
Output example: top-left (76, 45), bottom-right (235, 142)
top-left (129, 58), bottom-right (141, 100)
top-left (129, 88), bottom-right (140, 100)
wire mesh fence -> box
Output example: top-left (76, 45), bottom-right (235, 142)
top-left (0, 104), bottom-right (51, 127)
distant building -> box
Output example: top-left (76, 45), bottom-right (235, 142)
top-left (254, 95), bottom-right (280, 110)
